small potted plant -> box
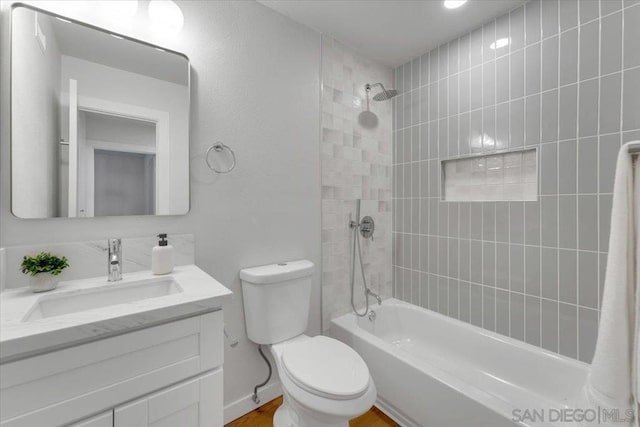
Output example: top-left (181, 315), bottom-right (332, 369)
top-left (20, 252), bottom-right (69, 293)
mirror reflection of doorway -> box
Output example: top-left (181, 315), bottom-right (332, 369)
top-left (11, 6), bottom-right (190, 218)
top-left (94, 150), bottom-right (155, 216)
top-left (73, 110), bottom-right (158, 216)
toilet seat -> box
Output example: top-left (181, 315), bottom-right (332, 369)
top-left (281, 336), bottom-right (370, 400)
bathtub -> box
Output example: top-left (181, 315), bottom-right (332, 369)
top-left (329, 299), bottom-right (590, 427)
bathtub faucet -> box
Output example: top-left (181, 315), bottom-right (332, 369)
top-left (366, 289), bottom-right (382, 306)
top-left (108, 238), bottom-right (122, 282)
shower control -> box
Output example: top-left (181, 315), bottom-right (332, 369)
top-left (360, 216), bottom-right (375, 240)
top-left (350, 199), bottom-right (381, 318)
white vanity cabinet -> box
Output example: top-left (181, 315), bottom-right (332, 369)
top-left (0, 311), bottom-right (224, 427)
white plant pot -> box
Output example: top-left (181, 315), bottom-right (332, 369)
top-left (28, 272), bottom-right (58, 293)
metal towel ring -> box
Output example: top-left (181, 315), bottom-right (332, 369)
top-left (206, 142), bottom-right (236, 174)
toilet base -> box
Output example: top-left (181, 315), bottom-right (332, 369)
top-left (273, 395), bottom-right (349, 427)
top-left (274, 404), bottom-right (296, 427)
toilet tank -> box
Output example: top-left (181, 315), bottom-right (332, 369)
top-left (240, 260), bottom-right (314, 345)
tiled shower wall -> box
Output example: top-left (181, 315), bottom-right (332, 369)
top-left (392, 0), bottom-right (640, 362)
top-left (321, 36), bottom-right (393, 330)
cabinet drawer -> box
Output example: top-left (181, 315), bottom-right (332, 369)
top-left (1, 311), bottom-right (222, 427)
top-left (115, 369), bottom-right (223, 427)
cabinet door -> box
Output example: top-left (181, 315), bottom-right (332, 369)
top-left (114, 369), bottom-right (222, 427)
top-left (1, 311), bottom-right (223, 427)
top-left (69, 411), bottom-right (113, 427)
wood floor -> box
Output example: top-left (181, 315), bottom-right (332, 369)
top-left (225, 396), bottom-right (398, 427)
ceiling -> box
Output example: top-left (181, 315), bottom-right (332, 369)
top-left (258, 0), bottom-right (526, 68)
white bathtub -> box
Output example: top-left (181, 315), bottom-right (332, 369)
top-left (330, 299), bottom-right (590, 427)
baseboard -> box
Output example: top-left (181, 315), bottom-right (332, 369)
top-left (375, 397), bottom-right (417, 427)
top-left (223, 381), bottom-right (283, 424)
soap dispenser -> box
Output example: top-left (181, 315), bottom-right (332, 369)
top-left (152, 234), bottom-right (174, 275)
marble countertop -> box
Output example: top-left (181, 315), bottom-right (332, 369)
top-left (0, 265), bottom-right (232, 363)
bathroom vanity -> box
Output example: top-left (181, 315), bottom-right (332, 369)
top-left (0, 265), bottom-right (232, 427)
top-left (2, 4), bottom-right (232, 425)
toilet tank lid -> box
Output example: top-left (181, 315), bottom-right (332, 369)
top-left (240, 260), bottom-right (314, 284)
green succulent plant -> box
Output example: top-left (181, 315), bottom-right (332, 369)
top-left (20, 252), bottom-right (69, 276)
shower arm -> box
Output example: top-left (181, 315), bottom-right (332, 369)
top-left (365, 82), bottom-right (386, 92)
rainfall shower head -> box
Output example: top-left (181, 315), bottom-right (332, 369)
top-left (365, 83), bottom-right (398, 101)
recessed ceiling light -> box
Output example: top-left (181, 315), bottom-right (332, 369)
top-left (110, 34), bottom-right (124, 40)
top-left (490, 37), bottom-right (510, 50)
top-left (443, 0), bottom-right (468, 9)
top-left (56, 17), bottom-right (72, 23)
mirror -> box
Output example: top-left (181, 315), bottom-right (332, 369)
top-left (11, 5), bottom-right (190, 218)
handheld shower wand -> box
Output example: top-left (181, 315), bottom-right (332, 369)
top-left (349, 199), bottom-right (381, 317)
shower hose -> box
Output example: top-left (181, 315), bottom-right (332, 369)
top-left (350, 222), bottom-right (370, 317)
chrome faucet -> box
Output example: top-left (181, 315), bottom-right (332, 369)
top-left (108, 239), bottom-right (122, 281)
top-left (366, 288), bottom-right (382, 305)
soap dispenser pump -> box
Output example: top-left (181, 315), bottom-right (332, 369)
top-left (152, 233), bottom-right (174, 275)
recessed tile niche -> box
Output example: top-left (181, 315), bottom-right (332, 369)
top-left (442, 149), bottom-right (537, 202)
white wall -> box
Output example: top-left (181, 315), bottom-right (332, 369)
top-left (0, 0), bottom-right (321, 420)
top-left (11, 8), bottom-right (61, 218)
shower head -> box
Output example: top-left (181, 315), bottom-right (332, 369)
top-left (365, 83), bottom-right (399, 101)
top-left (372, 89), bottom-right (398, 101)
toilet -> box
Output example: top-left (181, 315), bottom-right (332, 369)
top-left (240, 260), bottom-right (376, 427)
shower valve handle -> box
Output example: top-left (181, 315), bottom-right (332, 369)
top-left (359, 216), bottom-right (375, 240)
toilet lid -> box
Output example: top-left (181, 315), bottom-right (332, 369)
top-left (281, 336), bottom-right (370, 399)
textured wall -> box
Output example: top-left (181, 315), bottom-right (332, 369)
top-left (321, 36), bottom-right (393, 329)
top-left (1, 0), bottom-right (321, 421)
top-left (392, 0), bottom-right (640, 363)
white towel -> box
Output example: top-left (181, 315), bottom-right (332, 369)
top-left (584, 142), bottom-right (639, 426)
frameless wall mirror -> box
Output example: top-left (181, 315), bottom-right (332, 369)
top-left (11, 4), bottom-right (190, 218)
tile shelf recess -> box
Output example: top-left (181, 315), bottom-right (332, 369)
top-left (442, 148), bottom-right (537, 202)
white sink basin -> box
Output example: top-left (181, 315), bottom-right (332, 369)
top-left (1, 265), bottom-right (232, 363)
top-left (22, 277), bottom-right (183, 322)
